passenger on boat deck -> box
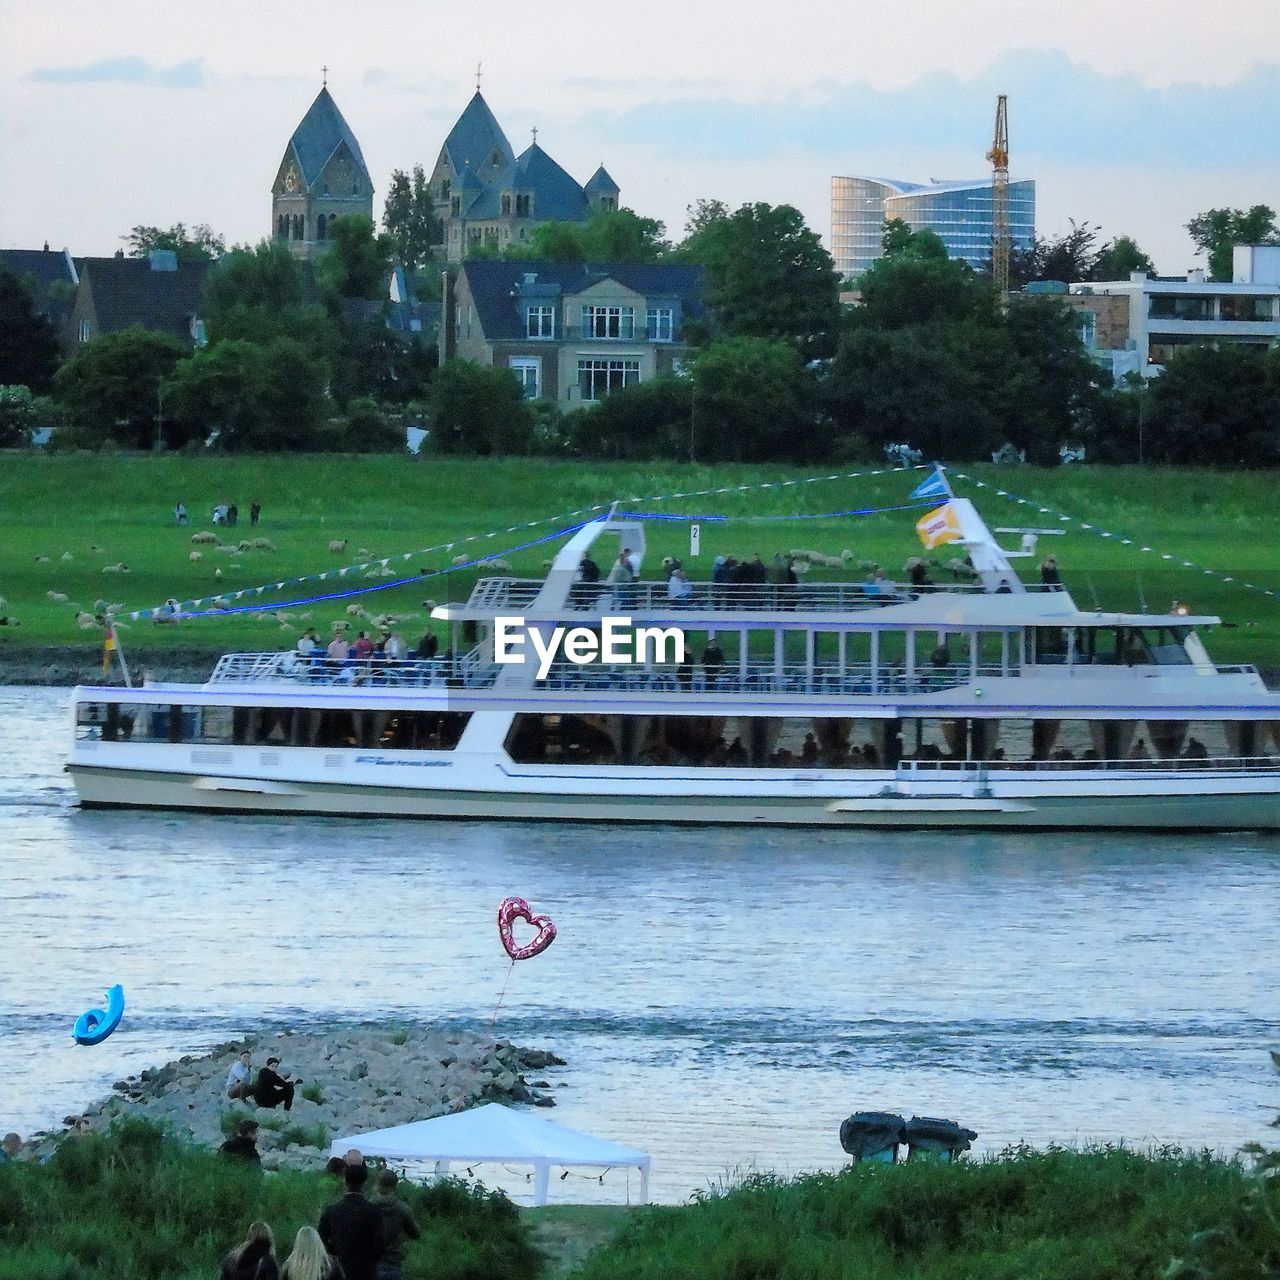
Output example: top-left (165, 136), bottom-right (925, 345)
top-left (1129, 737), bottom-right (1152, 761)
top-left (667, 566), bottom-right (693, 604)
top-left (296, 628), bottom-right (320, 657)
top-left (906, 557), bottom-right (934, 591)
top-left (415, 630), bottom-right (438, 660)
top-left (327, 634), bottom-right (352, 663)
top-left (382, 631), bottom-right (404, 661)
top-left (800, 733), bottom-right (819, 765)
top-left (226, 1049), bottom-right (254, 1101)
top-left (253, 1056), bottom-right (301, 1112)
top-left (1183, 736), bottom-right (1208, 759)
top-left (623, 546), bottom-right (640, 576)
top-left (701, 638), bottom-right (724, 688)
top-left (1039, 556), bottom-right (1062, 589)
top-left (725, 737), bottom-right (748, 765)
top-left (353, 632), bottom-right (375, 661)
top-left (578, 553), bottom-right (600, 583)
top-left (931, 642), bottom-right (952, 668)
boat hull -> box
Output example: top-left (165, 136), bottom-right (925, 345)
top-left (68, 762), bottom-right (1280, 830)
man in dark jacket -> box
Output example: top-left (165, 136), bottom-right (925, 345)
top-left (373, 1169), bottom-right (420, 1280)
top-left (253, 1056), bottom-right (300, 1111)
top-left (319, 1163), bottom-right (383, 1280)
top-left (219, 1119), bottom-right (261, 1164)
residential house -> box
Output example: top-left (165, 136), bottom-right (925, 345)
top-left (66, 250), bottom-right (211, 352)
top-left (0, 246), bottom-right (80, 332)
top-left (441, 260), bottom-right (704, 406)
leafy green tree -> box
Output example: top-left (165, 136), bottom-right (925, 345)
top-left (881, 219), bottom-right (948, 261)
top-left (202, 241), bottom-right (331, 354)
top-left (123, 223), bottom-right (225, 260)
top-left (854, 253), bottom-right (995, 330)
top-left (690, 336), bottom-right (814, 463)
top-left (319, 395), bottom-right (405, 453)
top-left (382, 165), bottom-right (440, 270)
top-left (164, 337), bottom-right (328, 451)
top-left (521, 221), bottom-right (588, 263)
top-left (426, 359), bottom-right (533, 455)
top-left (317, 215), bottom-right (393, 301)
top-left (677, 202), bottom-right (840, 353)
top-left (567, 377), bottom-right (692, 460)
top-left (53, 326), bottom-right (186, 448)
top-left (1011, 219), bottom-right (1101, 286)
top-left (1092, 235), bottom-right (1155, 280)
top-left (1144, 343), bottom-right (1280, 465)
top-left (1186, 205), bottom-right (1279, 281)
top-left (0, 270), bottom-right (60, 393)
top-left (517, 209), bottom-right (669, 264)
top-left (0, 385), bottom-right (40, 446)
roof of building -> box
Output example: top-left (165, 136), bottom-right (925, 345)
top-left (460, 259), bottom-right (705, 339)
top-left (0, 247), bottom-right (79, 321)
top-left (464, 143), bottom-right (594, 222)
top-left (287, 87), bottom-right (371, 190)
top-left (441, 90), bottom-right (515, 179)
top-left (584, 165), bottom-right (620, 195)
top-left (76, 254), bottom-right (212, 343)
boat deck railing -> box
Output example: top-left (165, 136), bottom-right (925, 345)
top-left (900, 755), bottom-right (1280, 774)
top-left (208, 652), bottom-right (502, 689)
top-left (462, 576), bottom-right (1030, 614)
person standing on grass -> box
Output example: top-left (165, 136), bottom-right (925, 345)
top-left (372, 1170), bottom-right (420, 1280)
top-left (282, 1227), bottom-right (346, 1280)
top-left (174, 501), bottom-right (187, 526)
top-left (253, 1056), bottom-right (302, 1111)
top-left (250, 500), bottom-right (262, 526)
top-left (221, 1221), bottom-right (279, 1280)
top-left (318, 1163), bottom-right (382, 1280)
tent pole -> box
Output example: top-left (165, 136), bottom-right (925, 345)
top-left (639, 1161), bottom-right (649, 1203)
top-left (533, 1160), bottom-right (550, 1206)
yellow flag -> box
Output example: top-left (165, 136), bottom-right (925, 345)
top-left (102, 625), bottom-right (116, 673)
top-left (916, 503), bottom-right (962, 550)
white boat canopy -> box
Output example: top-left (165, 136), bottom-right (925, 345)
top-left (328, 1102), bottom-right (651, 1205)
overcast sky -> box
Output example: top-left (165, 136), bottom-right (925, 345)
top-left (2, 0), bottom-right (1277, 273)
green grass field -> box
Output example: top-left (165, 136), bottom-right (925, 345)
top-left (0, 455), bottom-right (1276, 665)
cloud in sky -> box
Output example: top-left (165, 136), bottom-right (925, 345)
top-left (596, 51), bottom-right (1280, 172)
top-left (29, 56), bottom-right (206, 89)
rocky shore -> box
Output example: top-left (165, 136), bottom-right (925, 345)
top-left (30, 1025), bottom-right (566, 1170)
top-left (0, 644), bottom-right (225, 686)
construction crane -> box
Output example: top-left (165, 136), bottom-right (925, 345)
top-left (987, 94), bottom-right (1010, 298)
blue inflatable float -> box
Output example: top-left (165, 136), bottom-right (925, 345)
top-left (73, 984), bottom-right (125, 1046)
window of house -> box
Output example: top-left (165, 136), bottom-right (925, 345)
top-left (451, 196), bottom-right (461, 217)
top-left (316, 214), bottom-right (328, 241)
top-left (1077, 311), bottom-right (1096, 347)
top-left (516, 194), bottom-right (531, 217)
top-left (468, 228), bottom-right (482, 244)
top-left (501, 193), bottom-right (512, 216)
top-left (1149, 294), bottom-right (1212, 321)
top-left (78, 318), bottom-right (89, 344)
top-left (510, 357), bottom-right (541, 400)
top-left (647, 307), bottom-right (674, 341)
top-left (599, 196), bottom-right (617, 212)
top-left (526, 305), bottom-right (556, 338)
top-left (582, 305), bottom-right (635, 339)
top-left (578, 358), bottom-right (640, 400)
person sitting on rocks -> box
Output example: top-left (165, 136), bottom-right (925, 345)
top-left (253, 1056), bottom-right (302, 1111)
top-left (221, 1220), bottom-right (279, 1280)
top-left (220, 1119), bottom-right (262, 1164)
top-left (226, 1049), bottom-right (255, 1102)
top-left (373, 1170), bottom-right (420, 1280)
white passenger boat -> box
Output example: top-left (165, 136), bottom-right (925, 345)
top-left (68, 476), bottom-right (1280, 829)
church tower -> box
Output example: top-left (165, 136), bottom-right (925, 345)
top-left (272, 82), bottom-right (374, 259)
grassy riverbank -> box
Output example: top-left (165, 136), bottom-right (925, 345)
top-left (2, 1121), bottom-right (1273, 1279)
top-left (0, 455), bottom-right (1276, 665)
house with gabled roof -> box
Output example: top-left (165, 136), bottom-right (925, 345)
top-left (66, 250), bottom-right (211, 351)
top-left (0, 246), bottom-right (80, 332)
top-left (443, 259), bottom-right (704, 407)
top-left (430, 90), bottom-right (620, 262)
top-left (271, 83), bottom-right (374, 259)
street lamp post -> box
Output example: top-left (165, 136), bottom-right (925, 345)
top-left (154, 381), bottom-right (165, 452)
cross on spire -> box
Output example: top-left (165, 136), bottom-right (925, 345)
top-left (321, 64), bottom-right (329, 87)
top-left (476, 61), bottom-right (482, 92)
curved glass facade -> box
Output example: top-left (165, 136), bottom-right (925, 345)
top-left (831, 176), bottom-right (1035, 282)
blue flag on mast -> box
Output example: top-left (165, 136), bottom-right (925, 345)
top-left (909, 468), bottom-right (951, 501)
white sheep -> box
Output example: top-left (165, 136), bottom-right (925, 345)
top-left (46, 591), bottom-right (70, 603)
top-left (451, 554), bottom-right (469, 567)
top-left (250, 538), bottom-right (276, 552)
top-left (329, 539), bottom-right (348, 553)
top-left (190, 531), bottom-right (218, 545)
top-left (75, 611), bottom-right (97, 629)
top-left (102, 563), bottom-right (129, 574)
top-left (238, 539), bottom-right (252, 551)
top-left (357, 547), bottom-right (372, 556)
top-left (60, 551), bottom-right (74, 562)
top-left (345, 603), bottom-right (365, 618)
top-left (34, 554), bottom-right (51, 564)
top-left (189, 551), bottom-right (203, 562)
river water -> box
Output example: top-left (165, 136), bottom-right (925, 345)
top-left (2, 686), bottom-right (1277, 1204)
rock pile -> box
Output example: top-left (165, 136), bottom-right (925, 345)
top-left (39, 1025), bottom-right (565, 1170)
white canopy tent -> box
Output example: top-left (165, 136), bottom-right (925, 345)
top-left (329, 1103), bottom-right (650, 1206)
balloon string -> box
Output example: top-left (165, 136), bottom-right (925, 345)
top-left (490, 959), bottom-right (516, 1029)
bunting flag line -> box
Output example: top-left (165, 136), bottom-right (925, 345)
top-left (949, 471), bottom-right (1279, 604)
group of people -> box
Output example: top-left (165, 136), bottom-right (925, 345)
top-left (174, 501), bottom-right (263, 527)
top-left (225, 1049), bottom-right (302, 1112)
top-left (295, 628), bottom-right (441, 669)
top-left (219, 1155), bottom-right (420, 1280)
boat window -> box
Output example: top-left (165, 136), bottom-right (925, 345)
top-left (1033, 627), bottom-right (1068, 664)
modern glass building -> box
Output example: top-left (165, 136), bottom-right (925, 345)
top-left (830, 176), bottom-right (1036, 282)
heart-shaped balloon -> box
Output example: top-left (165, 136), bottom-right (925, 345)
top-left (497, 896), bottom-right (557, 961)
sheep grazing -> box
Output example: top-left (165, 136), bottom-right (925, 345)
top-left (88, 543), bottom-right (104, 553)
top-left (60, 551), bottom-right (74, 562)
top-left (943, 556), bottom-right (977, 579)
top-left (329, 539), bottom-right (348, 553)
top-left (47, 590), bottom-right (70, 603)
top-left (357, 547), bottom-right (372, 556)
top-left (189, 550), bottom-right (203, 562)
top-left (486, 558), bottom-right (512, 572)
top-left (34, 555), bottom-right (51, 564)
top-left (190, 531), bottom-right (218, 545)
top-left (102, 563), bottom-right (129, 574)
top-left (451, 554), bottom-right (469, 567)
top-left (75, 611), bottom-right (97, 629)
top-left (238, 539), bottom-right (252, 551)
top-left (345, 603), bottom-right (366, 618)
top-left (214, 568), bottom-right (224, 580)
top-left (214, 544), bottom-right (239, 555)
top-left (250, 538), bottom-right (276, 552)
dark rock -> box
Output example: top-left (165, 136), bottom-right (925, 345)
top-left (533, 1095), bottom-right (556, 1107)
top-left (348, 1059), bottom-right (369, 1081)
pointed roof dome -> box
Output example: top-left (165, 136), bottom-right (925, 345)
top-left (509, 143), bottom-right (591, 220)
top-left (442, 90), bottom-right (515, 178)
top-left (287, 86), bottom-right (371, 190)
top-left (584, 165), bottom-right (620, 195)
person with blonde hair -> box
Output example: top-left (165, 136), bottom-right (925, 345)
top-left (221, 1221), bottom-right (279, 1280)
top-left (281, 1226), bottom-right (346, 1280)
